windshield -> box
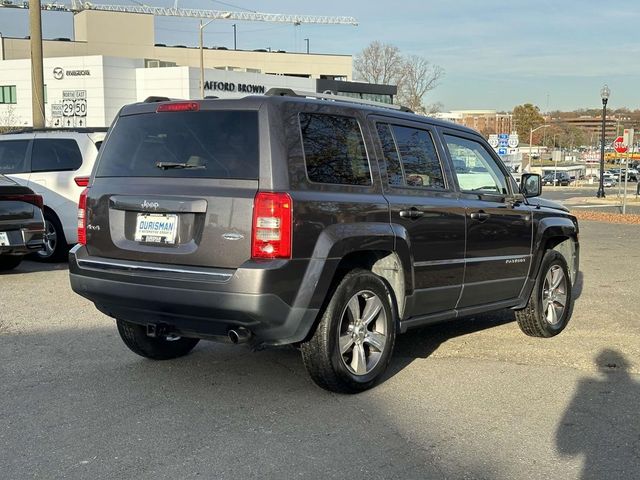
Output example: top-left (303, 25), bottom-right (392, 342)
top-left (96, 110), bottom-right (259, 179)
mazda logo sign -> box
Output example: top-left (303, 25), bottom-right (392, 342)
top-left (53, 67), bottom-right (64, 80)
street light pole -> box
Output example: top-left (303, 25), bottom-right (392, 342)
top-left (199, 19), bottom-right (214, 99)
top-left (529, 124), bottom-right (549, 169)
top-left (304, 38), bottom-right (309, 54)
top-left (597, 84), bottom-right (610, 198)
top-left (233, 24), bottom-right (237, 50)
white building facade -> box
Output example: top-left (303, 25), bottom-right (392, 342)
top-left (1, 54), bottom-right (391, 128)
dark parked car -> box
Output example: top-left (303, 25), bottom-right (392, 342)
top-left (542, 172), bottom-right (571, 186)
top-left (0, 175), bottom-right (45, 270)
top-left (69, 91), bottom-right (580, 393)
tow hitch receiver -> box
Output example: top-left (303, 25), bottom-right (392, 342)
top-left (146, 323), bottom-right (171, 338)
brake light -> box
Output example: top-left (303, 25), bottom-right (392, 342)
top-left (251, 192), bottom-right (292, 259)
top-left (77, 188), bottom-right (88, 245)
top-left (156, 102), bottom-right (199, 113)
top-left (74, 176), bottom-right (89, 187)
top-left (0, 194), bottom-right (43, 209)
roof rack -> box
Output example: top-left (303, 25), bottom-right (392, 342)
top-left (265, 88), bottom-right (413, 113)
top-left (3, 127), bottom-right (108, 135)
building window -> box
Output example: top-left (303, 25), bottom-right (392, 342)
top-left (0, 85), bottom-right (17, 104)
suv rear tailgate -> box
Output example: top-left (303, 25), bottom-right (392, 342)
top-left (86, 107), bottom-right (260, 269)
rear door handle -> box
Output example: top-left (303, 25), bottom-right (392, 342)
top-left (399, 208), bottom-right (424, 219)
top-left (470, 211), bottom-right (490, 222)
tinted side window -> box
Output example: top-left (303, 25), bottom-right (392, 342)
top-left (0, 140), bottom-right (30, 174)
top-left (299, 113), bottom-right (371, 185)
top-left (31, 139), bottom-right (83, 173)
top-left (378, 124), bottom-right (445, 189)
top-left (444, 135), bottom-right (508, 194)
top-left (376, 123), bottom-right (403, 186)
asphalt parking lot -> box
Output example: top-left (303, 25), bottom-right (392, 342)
top-left (1, 221), bottom-right (639, 479)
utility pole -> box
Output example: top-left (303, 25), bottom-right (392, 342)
top-left (29, 0), bottom-right (45, 128)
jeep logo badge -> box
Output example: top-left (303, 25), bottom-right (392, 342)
top-left (141, 200), bottom-right (160, 210)
top-left (53, 67), bottom-right (64, 80)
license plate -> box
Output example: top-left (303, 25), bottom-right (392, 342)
top-left (134, 214), bottom-right (178, 244)
top-left (0, 232), bottom-right (9, 246)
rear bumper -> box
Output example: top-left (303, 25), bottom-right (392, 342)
top-left (0, 226), bottom-right (45, 255)
top-left (68, 245), bottom-right (327, 346)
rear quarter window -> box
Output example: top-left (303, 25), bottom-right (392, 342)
top-left (31, 138), bottom-right (83, 172)
top-left (299, 113), bottom-right (371, 186)
top-left (96, 110), bottom-right (259, 179)
top-left (0, 139), bottom-right (30, 174)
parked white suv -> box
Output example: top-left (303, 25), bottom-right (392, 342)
top-left (0, 128), bottom-right (106, 260)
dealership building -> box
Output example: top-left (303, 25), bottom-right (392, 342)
top-left (0, 10), bottom-right (395, 127)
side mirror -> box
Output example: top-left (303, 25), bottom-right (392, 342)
top-left (521, 173), bottom-right (542, 198)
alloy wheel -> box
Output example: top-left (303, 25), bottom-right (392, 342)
top-left (338, 290), bottom-right (388, 376)
top-left (38, 220), bottom-right (57, 259)
top-left (542, 265), bottom-right (567, 325)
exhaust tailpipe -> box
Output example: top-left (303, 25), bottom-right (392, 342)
top-left (228, 327), bottom-right (251, 344)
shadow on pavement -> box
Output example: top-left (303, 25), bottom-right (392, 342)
top-left (556, 349), bottom-right (640, 480)
top-left (0, 325), bottom-right (497, 479)
top-left (1, 258), bottom-right (69, 275)
top-left (387, 309), bottom-right (516, 379)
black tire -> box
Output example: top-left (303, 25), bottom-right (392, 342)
top-left (0, 255), bottom-right (23, 271)
top-left (34, 212), bottom-right (67, 262)
top-left (515, 250), bottom-right (573, 337)
top-left (116, 319), bottom-right (200, 360)
top-left (301, 269), bottom-right (396, 394)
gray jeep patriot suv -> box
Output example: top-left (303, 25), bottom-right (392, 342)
top-left (69, 90), bottom-right (579, 393)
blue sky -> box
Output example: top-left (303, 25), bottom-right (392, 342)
top-left (1, 0), bottom-right (638, 111)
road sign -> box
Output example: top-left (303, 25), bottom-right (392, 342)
top-left (51, 103), bottom-right (63, 118)
top-left (507, 134), bottom-right (519, 148)
top-left (488, 134), bottom-right (499, 148)
top-left (613, 136), bottom-right (628, 154)
top-left (623, 129), bottom-right (634, 147)
top-left (498, 147), bottom-right (507, 156)
top-left (498, 133), bottom-right (509, 140)
top-left (62, 99), bottom-right (75, 117)
top-left (74, 99), bottom-right (87, 117)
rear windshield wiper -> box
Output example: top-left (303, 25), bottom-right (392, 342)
top-left (156, 161), bottom-right (205, 170)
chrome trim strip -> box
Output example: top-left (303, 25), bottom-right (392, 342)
top-left (77, 258), bottom-right (233, 280)
top-left (414, 254), bottom-right (531, 268)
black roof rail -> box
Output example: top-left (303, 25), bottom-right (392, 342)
top-left (264, 88), bottom-right (413, 113)
top-left (3, 127), bottom-right (108, 135)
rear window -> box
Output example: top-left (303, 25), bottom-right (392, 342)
top-left (96, 111), bottom-right (259, 179)
top-left (0, 140), bottom-right (30, 174)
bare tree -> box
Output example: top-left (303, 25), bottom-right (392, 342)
top-left (354, 42), bottom-right (444, 114)
top-left (0, 106), bottom-right (20, 133)
top-left (397, 55), bottom-right (444, 114)
top-left (354, 41), bottom-right (405, 86)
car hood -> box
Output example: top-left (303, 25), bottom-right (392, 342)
top-left (527, 197), bottom-right (570, 212)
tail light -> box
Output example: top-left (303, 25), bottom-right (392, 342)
top-left (251, 192), bottom-right (292, 259)
top-left (74, 176), bottom-right (89, 187)
top-left (77, 187), bottom-right (88, 245)
top-left (0, 194), bottom-right (43, 209)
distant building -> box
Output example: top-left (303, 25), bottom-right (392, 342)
top-left (550, 116), bottom-right (618, 142)
top-left (435, 110), bottom-right (513, 134)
